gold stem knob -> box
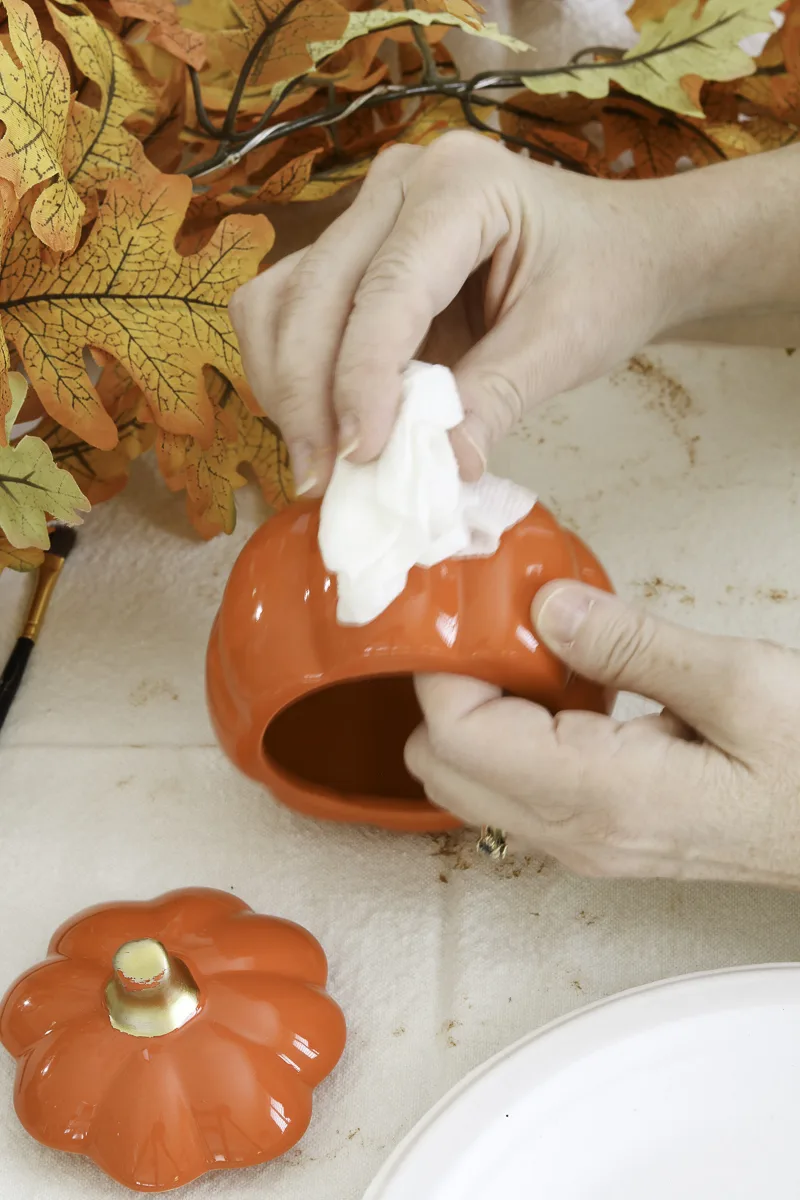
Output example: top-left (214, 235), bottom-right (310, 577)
top-left (105, 939), bottom-right (200, 1038)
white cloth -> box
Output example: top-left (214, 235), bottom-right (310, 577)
top-left (318, 362), bottom-right (537, 626)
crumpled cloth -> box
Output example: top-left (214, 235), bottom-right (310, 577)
top-left (319, 361), bottom-right (537, 626)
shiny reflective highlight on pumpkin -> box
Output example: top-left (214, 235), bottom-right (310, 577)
top-left (207, 500), bottom-right (616, 832)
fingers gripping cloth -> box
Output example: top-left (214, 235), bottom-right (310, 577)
top-left (319, 362), bottom-right (537, 626)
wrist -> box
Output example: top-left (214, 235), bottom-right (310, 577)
top-left (642, 147), bottom-right (800, 331)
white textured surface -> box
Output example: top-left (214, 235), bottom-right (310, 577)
top-left (3, 344), bottom-right (800, 1200)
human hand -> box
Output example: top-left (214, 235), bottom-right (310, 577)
top-left (229, 132), bottom-right (695, 495)
top-left (405, 582), bottom-right (800, 887)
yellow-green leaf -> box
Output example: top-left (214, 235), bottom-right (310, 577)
top-left (0, 432), bottom-right (90, 549)
top-left (523, 0), bottom-right (777, 117)
top-left (3, 370), bottom-right (28, 442)
top-left (0, 0), bottom-right (83, 252)
top-left (47, 0), bottom-right (157, 205)
top-left (307, 8), bottom-right (530, 63)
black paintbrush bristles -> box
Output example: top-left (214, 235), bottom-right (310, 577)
top-left (0, 525), bottom-right (78, 733)
top-left (46, 524), bottom-right (78, 562)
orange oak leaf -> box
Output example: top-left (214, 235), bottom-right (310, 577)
top-left (251, 148), bottom-right (323, 202)
top-left (397, 96), bottom-right (472, 146)
top-left (315, 33), bottom-right (387, 92)
top-left (705, 114), bottom-right (799, 153)
top-left (737, 70), bottom-right (800, 119)
top-left (133, 64), bottom-right (187, 175)
top-left (497, 94), bottom-right (601, 170)
top-left (156, 369), bottom-right (291, 538)
top-left (293, 157), bottom-right (371, 201)
top-left (601, 104), bottom-right (725, 174)
top-left (0, 534), bottom-right (43, 572)
top-left (108, 0), bottom-right (206, 69)
top-left (0, 173), bottom-right (273, 451)
top-left (627, 0), bottom-right (707, 29)
top-left (35, 361), bottom-right (155, 505)
top-left (0, 0), bottom-right (83, 252)
top-left (47, 0), bottom-right (157, 208)
top-left (223, 0), bottom-right (351, 90)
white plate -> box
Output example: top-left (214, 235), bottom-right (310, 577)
top-left (364, 965), bottom-right (800, 1199)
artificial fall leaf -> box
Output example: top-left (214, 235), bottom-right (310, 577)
top-left (738, 70), bottom-right (800, 119)
top-left (0, 371), bottom-right (90, 550)
top-left (108, 0), bottom-right (206, 69)
top-left (36, 361), bottom-right (155, 505)
top-left (252, 149), bottom-right (323, 202)
top-left (395, 96), bottom-right (471, 146)
top-left (0, 0), bottom-right (83, 252)
top-left (156, 370), bottom-right (291, 538)
top-left (47, 0), bottom-right (156, 208)
top-left (132, 63), bottom-right (187, 175)
top-left (626, 0), bottom-right (704, 30)
top-left (705, 114), bottom-right (799, 152)
top-left (523, 0), bottom-right (778, 117)
top-left (316, 33), bottom-right (388, 93)
top-left (179, 147), bottom-right (323, 248)
top-left (601, 103), bottom-right (725, 174)
top-left (304, 6), bottom-right (530, 77)
top-left (3, 367), bottom-right (29, 439)
top-left (737, 5), bottom-right (800, 119)
top-left (0, 535), bottom-right (42, 571)
top-left (0, 173), bottom-right (273, 451)
top-left (0, 181), bottom-right (15, 441)
top-left (294, 157), bottom-right (371, 200)
top-left (224, 0), bottom-right (352, 90)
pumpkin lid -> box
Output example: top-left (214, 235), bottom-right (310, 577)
top-left (0, 887), bottom-right (346, 1193)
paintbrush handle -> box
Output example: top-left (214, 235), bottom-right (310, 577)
top-left (0, 548), bottom-right (67, 732)
top-left (0, 637), bottom-right (34, 730)
top-left (21, 551), bottom-right (66, 642)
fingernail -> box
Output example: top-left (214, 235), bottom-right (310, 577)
top-left (461, 429), bottom-right (487, 476)
top-left (452, 416), bottom-right (488, 481)
top-left (534, 584), bottom-right (595, 648)
top-left (289, 440), bottom-right (316, 497)
top-left (338, 412), bottom-right (360, 459)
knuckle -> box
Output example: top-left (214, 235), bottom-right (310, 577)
top-left (464, 370), bottom-right (526, 441)
top-left (275, 252), bottom-right (325, 334)
top-left (424, 129), bottom-right (491, 169)
top-left (353, 250), bottom-right (430, 325)
top-left (404, 725), bottom-right (442, 787)
top-left (366, 142), bottom-right (418, 182)
top-left (425, 719), bottom-right (462, 767)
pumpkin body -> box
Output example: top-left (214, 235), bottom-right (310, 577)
top-left (0, 888), bottom-right (346, 1193)
top-left (207, 500), bottom-right (615, 833)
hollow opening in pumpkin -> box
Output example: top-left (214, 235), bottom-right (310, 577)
top-left (262, 675), bottom-right (428, 802)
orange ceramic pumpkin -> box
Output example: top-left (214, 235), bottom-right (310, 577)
top-left (0, 888), bottom-right (346, 1193)
top-left (207, 500), bottom-right (615, 833)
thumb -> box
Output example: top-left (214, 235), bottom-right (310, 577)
top-left (532, 581), bottom-right (745, 751)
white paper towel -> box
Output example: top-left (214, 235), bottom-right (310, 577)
top-left (319, 361), bottom-right (537, 626)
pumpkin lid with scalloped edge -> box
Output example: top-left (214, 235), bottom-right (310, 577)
top-left (0, 887), bottom-right (346, 1193)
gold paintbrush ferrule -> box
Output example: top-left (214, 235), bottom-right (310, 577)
top-left (21, 551), bottom-right (67, 642)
